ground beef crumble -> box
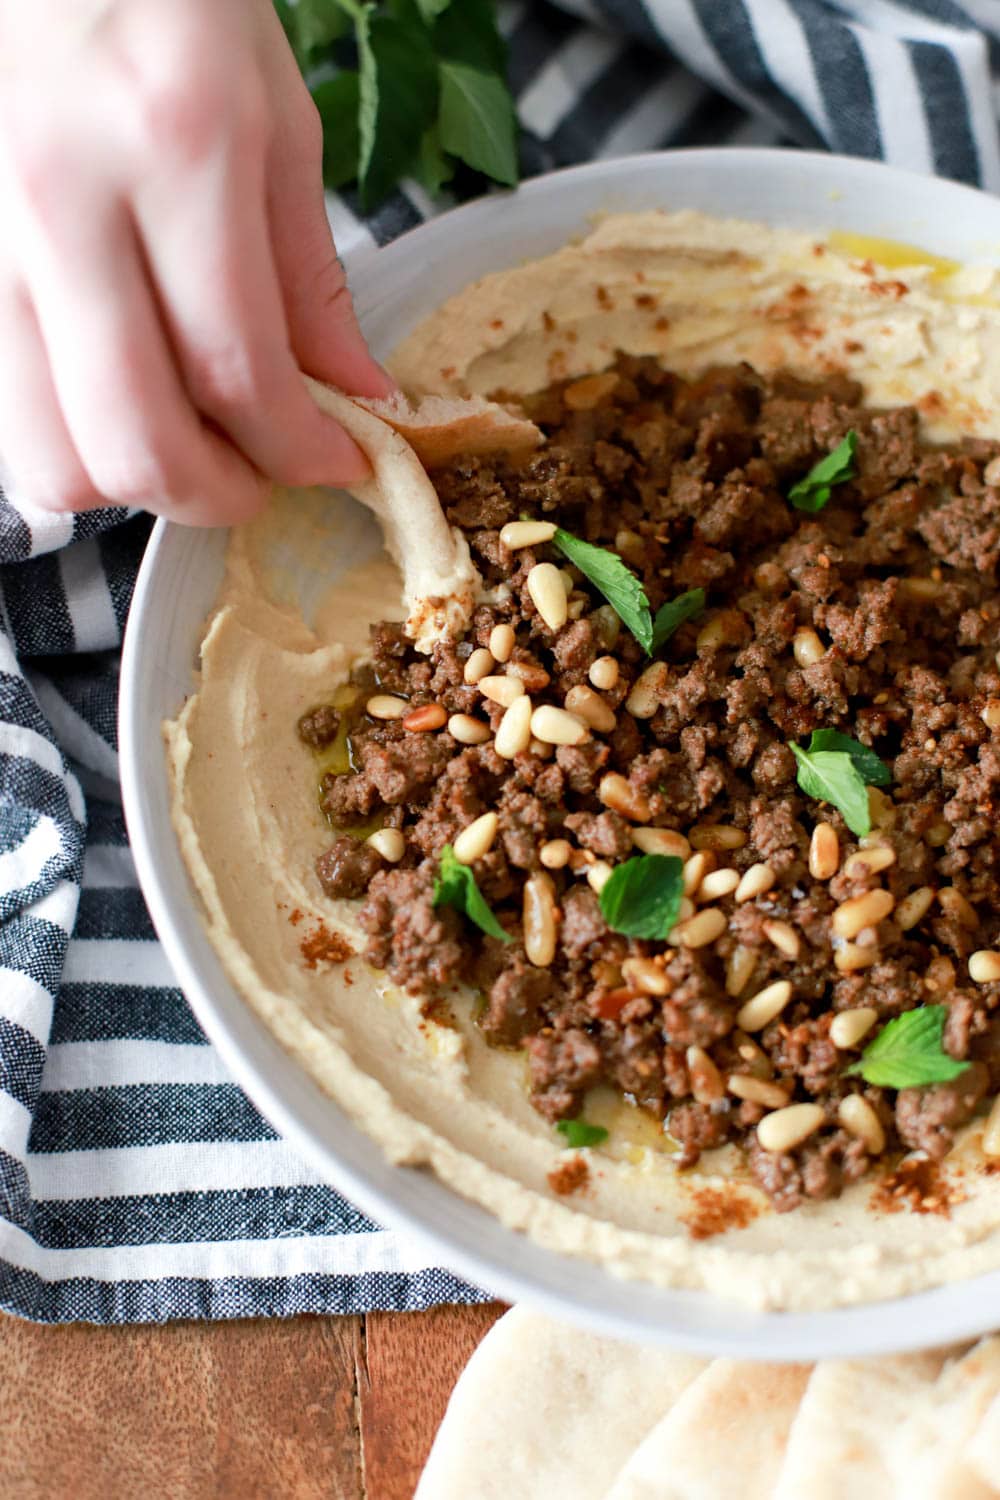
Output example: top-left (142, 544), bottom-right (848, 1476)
top-left (301, 355), bottom-right (1000, 1212)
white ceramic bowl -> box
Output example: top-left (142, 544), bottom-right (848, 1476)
top-left (120, 149), bottom-right (1000, 1359)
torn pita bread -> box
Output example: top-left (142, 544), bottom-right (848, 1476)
top-left (773, 1351), bottom-right (952, 1500)
top-left (414, 1307), bottom-right (707, 1500)
top-left (891, 1337), bottom-right (1000, 1499)
top-left (357, 389), bottom-right (542, 469)
top-left (604, 1358), bottom-right (810, 1500)
top-left (306, 380), bottom-right (541, 650)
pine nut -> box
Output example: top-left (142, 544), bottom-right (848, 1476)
top-left (938, 886), bottom-right (979, 929)
top-left (529, 737), bottom-right (553, 759)
top-left (453, 812), bottom-right (498, 865)
top-left (505, 661), bottom-right (549, 693)
top-left (843, 845), bottom-right (897, 879)
top-left (367, 828), bottom-right (404, 863)
top-left (366, 693), bottom-right (408, 720)
top-left (676, 897), bottom-right (696, 922)
top-left (809, 822), bottom-right (840, 880)
top-left (726, 944), bottom-right (758, 998)
top-left (589, 656), bottom-right (619, 691)
top-left (622, 957), bottom-right (670, 996)
top-left (925, 819), bottom-right (951, 848)
top-left (448, 713), bottom-right (491, 745)
top-left (489, 623), bottom-right (516, 663)
top-left (981, 699), bottom-right (1000, 730)
top-left (728, 1075), bottom-right (791, 1110)
top-left (591, 605), bottom-right (621, 650)
top-left (479, 675), bottom-right (525, 707)
top-left (792, 627), bottom-right (826, 667)
top-left (564, 684), bottom-right (616, 733)
top-left (683, 850), bottom-right (715, 897)
top-left (527, 562), bottom-right (569, 632)
top-left (896, 885), bottom-right (935, 931)
top-left (757, 1102), bottom-right (825, 1154)
top-left (564, 370), bottom-right (620, 409)
top-left (736, 1037), bottom-right (774, 1079)
top-left (838, 1095), bottom-right (885, 1155)
top-left (530, 704), bottom-right (589, 746)
top-left (695, 615), bottom-right (729, 652)
top-left (762, 919), bottom-right (801, 960)
top-left (494, 695), bottom-right (533, 759)
top-left (402, 703), bottom-right (447, 732)
top-left (834, 943), bottom-right (877, 973)
top-left (669, 906), bottom-right (727, 949)
top-left (736, 979), bottom-right (793, 1032)
top-left (689, 823), bottom-right (747, 851)
top-left (985, 456), bottom-right (1000, 487)
top-left (463, 647), bottom-right (495, 685)
top-left (698, 868), bottom-right (740, 902)
top-left (539, 838), bottom-right (572, 870)
top-left (898, 576), bottom-right (942, 601)
top-left (734, 862), bottom-right (776, 903)
top-left (587, 861), bottom-right (614, 894)
top-left (632, 827), bottom-right (690, 858)
top-left (597, 773), bottom-right (652, 823)
top-left (982, 1096), bottom-right (1000, 1158)
top-left (625, 661), bottom-right (668, 718)
top-left (499, 519), bottom-right (556, 550)
top-left (832, 888), bottom-right (895, 939)
top-left (867, 786), bottom-right (896, 830)
top-left (523, 872), bottom-right (558, 967)
top-left (830, 1007), bottom-right (878, 1049)
top-left (615, 527), bottom-right (645, 562)
top-left (686, 1046), bottom-right (724, 1104)
top-left (970, 950), bottom-right (1000, 984)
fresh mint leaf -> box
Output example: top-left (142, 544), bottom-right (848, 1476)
top-left (651, 588), bottom-right (706, 654)
top-left (432, 0), bottom-right (507, 73)
top-left (598, 855), bottom-right (685, 940)
top-left (791, 745), bottom-right (871, 837)
top-left (439, 62), bottom-right (518, 186)
top-left (356, 8), bottom-right (439, 211)
top-left (311, 73), bottom-right (361, 189)
top-left (433, 845), bottom-right (512, 943)
top-left (553, 528), bottom-right (653, 654)
top-left (556, 1119), bottom-right (609, 1149)
top-left (415, 123), bottom-right (455, 196)
top-left (806, 729), bottom-right (891, 788)
top-left (414, 0), bottom-right (452, 19)
top-left (788, 431), bottom-right (858, 512)
top-left (846, 1006), bottom-right (970, 1090)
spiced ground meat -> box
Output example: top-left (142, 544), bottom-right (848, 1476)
top-left (304, 355), bottom-right (1000, 1212)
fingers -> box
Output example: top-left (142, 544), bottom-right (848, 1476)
top-left (21, 197), bottom-right (270, 526)
top-left (133, 117), bottom-right (373, 491)
top-left (0, 271), bottom-right (102, 513)
top-left (263, 63), bottom-right (396, 400)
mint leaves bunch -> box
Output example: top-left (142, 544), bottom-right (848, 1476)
top-left (275, 0), bottom-right (518, 209)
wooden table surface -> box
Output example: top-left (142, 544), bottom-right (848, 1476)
top-left (0, 1302), bottom-right (507, 1499)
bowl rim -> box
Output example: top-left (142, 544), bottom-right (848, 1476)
top-left (120, 146), bottom-right (1000, 1357)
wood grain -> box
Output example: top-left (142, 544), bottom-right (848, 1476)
top-left (359, 1303), bottom-right (506, 1500)
top-left (0, 1304), bottom-right (506, 1500)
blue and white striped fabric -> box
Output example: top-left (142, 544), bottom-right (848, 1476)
top-left (2, 0), bottom-right (999, 1324)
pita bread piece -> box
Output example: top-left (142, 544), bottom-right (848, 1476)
top-left (603, 1358), bottom-right (810, 1500)
top-left (415, 1306), bottom-right (707, 1500)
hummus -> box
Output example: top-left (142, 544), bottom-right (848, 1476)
top-left (165, 210), bottom-right (1000, 1311)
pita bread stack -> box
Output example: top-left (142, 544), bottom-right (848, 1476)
top-left (416, 1309), bottom-right (1000, 1500)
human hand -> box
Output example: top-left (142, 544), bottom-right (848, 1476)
top-left (0, 0), bottom-right (394, 526)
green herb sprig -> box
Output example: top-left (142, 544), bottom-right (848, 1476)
top-left (598, 854), bottom-right (685, 940)
top-left (275, 0), bottom-right (518, 210)
top-left (846, 1006), bottom-right (970, 1090)
top-left (556, 1119), bottom-right (609, 1149)
top-left (791, 729), bottom-right (890, 837)
top-left (433, 844), bottom-right (511, 943)
top-left (553, 527), bottom-right (705, 657)
top-left (787, 431), bottom-right (858, 512)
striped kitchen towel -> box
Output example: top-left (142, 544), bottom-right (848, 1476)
top-left (2, 0), bottom-right (999, 1324)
